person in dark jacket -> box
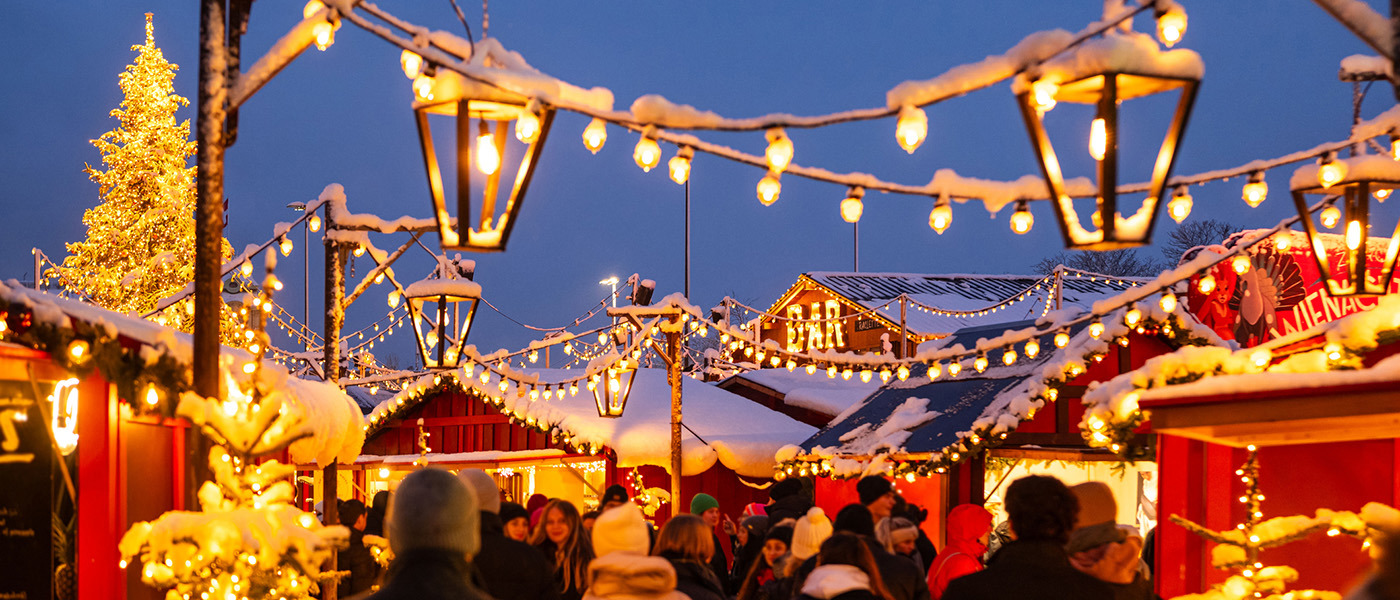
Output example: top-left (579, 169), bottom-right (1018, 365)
top-left (338, 499), bottom-right (379, 596)
top-left (796, 532), bottom-right (894, 600)
top-left (460, 469), bottom-right (562, 600)
top-left (941, 475), bottom-right (1114, 600)
top-left (533, 498), bottom-right (595, 600)
top-left (892, 499), bottom-right (937, 573)
top-left (731, 515), bottom-right (770, 590)
top-left (365, 469), bottom-right (491, 600)
top-left (690, 493), bottom-right (731, 592)
top-left (856, 477), bottom-right (898, 523)
top-left (654, 514), bottom-right (727, 600)
top-left (501, 501), bottom-right (533, 542)
top-left (832, 504), bottom-right (930, 600)
top-left (766, 478), bottom-right (812, 526)
top-left (364, 490), bottom-right (390, 537)
top-left (737, 525), bottom-right (793, 600)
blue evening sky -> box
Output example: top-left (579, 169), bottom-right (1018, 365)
top-left (0, 2), bottom-right (1389, 366)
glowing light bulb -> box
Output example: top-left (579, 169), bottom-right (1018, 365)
top-left (515, 110), bottom-right (540, 144)
top-left (1168, 186), bottom-right (1193, 223)
top-left (1318, 155), bottom-right (1347, 188)
top-left (1250, 349), bottom-right (1271, 368)
top-left (1025, 339), bottom-right (1040, 358)
top-left (279, 237), bottom-right (293, 256)
top-left (312, 21), bottom-right (334, 51)
top-left (1232, 255), bottom-right (1251, 275)
top-left (633, 136), bottom-right (661, 172)
top-left (582, 118), bottom-right (607, 154)
top-left (413, 74), bottom-right (435, 101)
top-left (1156, 7), bottom-right (1187, 47)
top-left (1031, 79), bottom-right (1058, 113)
top-left (1054, 330), bottom-right (1070, 348)
top-left (895, 105), bottom-right (927, 153)
top-left (1321, 205), bottom-right (1341, 229)
top-left (1393, 136), bottom-right (1400, 161)
top-left (1124, 306), bottom-right (1142, 326)
top-left (841, 187), bottom-right (864, 224)
top-left (1242, 172), bottom-right (1267, 207)
top-left (1089, 117), bottom-right (1107, 161)
top-left (1198, 274), bottom-right (1216, 294)
top-left (308, 213), bottom-right (321, 232)
top-left (757, 172), bottom-right (781, 206)
top-left (1274, 234), bottom-right (1292, 251)
top-left (353, 245), bottom-right (366, 257)
top-left (1376, 188), bottom-right (1393, 202)
top-left (476, 122), bottom-right (500, 175)
top-left (400, 50), bottom-right (423, 79)
top-left (1088, 320), bottom-right (1104, 339)
top-left (1010, 201), bottom-right (1033, 234)
top-left (896, 365), bottom-right (909, 381)
top-left (1160, 291), bottom-right (1177, 313)
top-left (240, 261), bottom-right (253, 278)
top-left (145, 386), bottom-right (159, 406)
top-left (929, 198), bottom-right (952, 234)
top-left (1002, 349), bottom-right (1017, 366)
top-left (947, 362), bottom-right (961, 377)
top-left (669, 147), bottom-right (693, 185)
top-left (765, 128), bottom-right (793, 173)
top-left (1346, 219), bottom-right (1362, 250)
top-left (303, 0), bottom-right (326, 18)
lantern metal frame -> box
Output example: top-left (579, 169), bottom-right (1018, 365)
top-left (415, 98), bottom-right (556, 252)
top-left (1291, 175), bottom-right (1400, 297)
top-left (592, 359), bottom-right (638, 418)
top-left (1017, 71), bottom-right (1199, 250)
top-left (404, 279), bottom-right (481, 369)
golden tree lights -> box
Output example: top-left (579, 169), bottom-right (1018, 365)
top-left (1291, 157), bottom-right (1400, 296)
top-left (52, 14), bottom-right (244, 346)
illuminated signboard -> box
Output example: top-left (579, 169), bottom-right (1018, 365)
top-left (785, 299), bottom-right (846, 352)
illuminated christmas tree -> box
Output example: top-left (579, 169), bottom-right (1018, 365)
top-left (53, 13), bottom-right (243, 345)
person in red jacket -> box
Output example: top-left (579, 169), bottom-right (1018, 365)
top-left (926, 505), bottom-right (992, 599)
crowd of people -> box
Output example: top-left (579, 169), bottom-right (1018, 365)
top-left (329, 471), bottom-right (1158, 600)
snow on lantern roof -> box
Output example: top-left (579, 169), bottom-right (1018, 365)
top-left (782, 295), bottom-right (1223, 478)
top-left (793, 271), bottom-right (1141, 338)
top-left (1011, 31), bottom-right (1204, 102)
top-left (412, 36), bottom-right (614, 113)
top-left (367, 368), bottom-right (816, 478)
top-left (725, 368), bottom-right (883, 418)
top-left (1340, 54), bottom-right (1392, 81)
top-left (0, 280), bottom-right (364, 468)
top-left (402, 277), bottom-right (482, 300)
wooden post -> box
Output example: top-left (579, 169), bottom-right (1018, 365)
top-left (898, 294), bottom-right (908, 358)
top-left (322, 202), bottom-right (345, 600)
top-left (668, 317), bottom-right (683, 518)
top-left (192, 0), bottom-right (227, 512)
top-left (1054, 267), bottom-right (1064, 311)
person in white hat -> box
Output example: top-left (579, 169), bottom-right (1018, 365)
top-left (583, 503), bottom-right (687, 600)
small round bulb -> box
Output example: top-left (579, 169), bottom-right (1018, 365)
top-left (669, 148), bottom-right (693, 185)
top-left (1321, 205), bottom-right (1342, 229)
top-left (1318, 156), bottom-right (1347, 188)
top-left (1031, 79), bottom-right (1058, 113)
top-left (1198, 274), bottom-right (1217, 294)
top-left (765, 128), bottom-right (794, 173)
top-left (1010, 202), bottom-right (1033, 234)
top-left (1242, 173), bottom-right (1267, 207)
top-left (1168, 187), bottom-right (1193, 223)
top-left (1156, 7), bottom-right (1187, 47)
top-left (633, 136), bottom-right (661, 172)
top-left (757, 172), bottom-right (781, 206)
top-left (413, 74), bottom-right (435, 102)
top-left (841, 187), bottom-right (864, 224)
top-left (582, 118), bottom-right (608, 154)
top-left (929, 200), bottom-right (952, 235)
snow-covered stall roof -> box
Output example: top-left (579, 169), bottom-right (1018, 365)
top-left (724, 368), bottom-right (883, 418)
top-left (784, 295), bottom-right (1224, 477)
top-left (795, 271), bottom-right (1140, 338)
top-left (367, 368), bottom-right (816, 478)
top-left (0, 280), bottom-right (364, 467)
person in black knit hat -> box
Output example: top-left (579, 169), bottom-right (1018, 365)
top-left (766, 478), bottom-right (811, 526)
top-left (856, 476), bottom-right (897, 522)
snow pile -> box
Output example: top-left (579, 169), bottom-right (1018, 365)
top-left (412, 36), bottom-right (615, 112)
top-left (1340, 54), bottom-right (1392, 80)
top-left (1012, 31), bottom-right (1203, 100)
top-left (834, 397), bottom-right (942, 456)
top-left (888, 29), bottom-right (1074, 108)
top-left (1289, 153), bottom-right (1400, 191)
top-left (402, 278), bottom-right (482, 300)
top-left (735, 368), bottom-right (882, 417)
top-left (369, 368), bottom-right (815, 478)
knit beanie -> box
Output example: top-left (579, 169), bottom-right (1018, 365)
top-left (875, 517), bottom-right (919, 553)
top-left (691, 493), bottom-right (720, 516)
top-left (600, 484), bottom-right (630, 507)
top-left (833, 504), bottom-right (875, 538)
top-left (592, 501), bottom-right (652, 557)
top-left (769, 478), bottom-right (803, 501)
top-left (743, 503), bottom-right (769, 518)
top-left (499, 501), bottom-right (529, 525)
top-left (856, 476), bottom-right (893, 506)
top-left (765, 524), bottom-right (794, 549)
top-left (1066, 481), bottom-right (1127, 554)
top-left (790, 507), bottom-right (833, 560)
top-left (742, 515), bottom-right (770, 540)
top-left (388, 468), bottom-right (480, 556)
top-left (457, 469), bottom-right (502, 514)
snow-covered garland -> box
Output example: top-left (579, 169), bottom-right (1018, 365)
top-left (1082, 292), bottom-right (1400, 457)
top-left (771, 300), bottom-right (1224, 481)
top-left (0, 279), bottom-right (193, 414)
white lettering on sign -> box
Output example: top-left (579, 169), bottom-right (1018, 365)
top-left (785, 300), bottom-right (846, 352)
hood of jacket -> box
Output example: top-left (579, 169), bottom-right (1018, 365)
top-left (945, 505), bottom-right (992, 555)
top-left (800, 564), bottom-right (872, 600)
top-left (584, 553), bottom-right (689, 600)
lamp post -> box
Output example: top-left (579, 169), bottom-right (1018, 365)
top-left (287, 201), bottom-right (315, 349)
top-left (607, 307), bottom-right (685, 518)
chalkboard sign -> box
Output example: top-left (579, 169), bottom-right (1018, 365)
top-left (0, 379), bottom-right (54, 600)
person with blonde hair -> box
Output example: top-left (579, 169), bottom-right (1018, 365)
top-left (655, 514), bottom-right (726, 600)
top-left (531, 499), bottom-right (594, 600)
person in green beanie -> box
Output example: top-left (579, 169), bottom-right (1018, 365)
top-left (691, 493), bottom-right (731, 593)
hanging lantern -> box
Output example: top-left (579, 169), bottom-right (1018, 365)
top-left (592, 359), bottom-right (638, 418)
top-left (405, 263), bottom-right (481, 368)
top-left (415, 77), bottom-right (555, 251)
top-left (1015, 38), bottom-right (1200, 250)
top-left (1290, 155), bottom-right (1400, 297)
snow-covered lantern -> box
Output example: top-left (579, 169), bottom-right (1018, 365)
top-left (415, 80), bottom-right (555, 252)
top-left (1289, 154), bottom-right (1400, 297)
top-left (592, 358), bottom-right (637, 418)
top-left (404, 267), bottom-right (481, 368)
top-left (1014, 33), bottom-right (1201, 250)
